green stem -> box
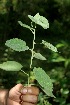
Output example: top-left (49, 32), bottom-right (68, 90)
top-left (30, 29), bottom-right (35, 68)
top-left (21, 70), bottom-right (29, 86)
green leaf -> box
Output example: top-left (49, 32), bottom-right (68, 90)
top-left (28, 13), bottom-right (49, 29)
top-left (51, 53), bottom-right (65, 62)
top-left (64, 59), bottom-right (70, 68)
top-left (0, 61), bottom-right (23, 71)
top-left (18, 21), bottom-right (32, 30)
top-left (52, 56), bottom-right (65, 62)
top-left (42, 40), bottom-right (58, 52)
top-left (5, 38), bottom-right (29, 52)
top-left (33, 67), bottom-right (55, 97)
top-left (56, 43), bottom-right (65, 48)
top-left (34, 13), bottom-right (40, 20)
top-left (38, 15), bottom-right (49, 29)
top-left (33, 52), bottom-right (46, 60)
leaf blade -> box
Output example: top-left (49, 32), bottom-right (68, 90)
top-left (42, 40), bottom-right (58, 52)
top-left (33, 67), bottom-right (55, 97)
top-left (5, 38), bottom-right (29, 52)
top-left (18, 21), bottom-right (31, 30)
top-left (34, 52), bottom-right (46, 60)
top-left (0, 61), bottom-right (23, 71)
top-left (28, 13), bottom-right (49, 29)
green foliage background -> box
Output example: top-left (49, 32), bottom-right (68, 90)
top-left (0, 0), bottom-right (70, 105)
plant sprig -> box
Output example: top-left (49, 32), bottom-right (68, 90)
top-left (0, 13), bottom-right (58, 98)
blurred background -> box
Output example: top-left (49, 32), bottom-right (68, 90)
top-left (0, 0), bottom-right (70, 105)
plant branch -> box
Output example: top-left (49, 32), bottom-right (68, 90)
top-left (21, 70), bottom-right (29, 86)
top-left (30, 29), bottom-right (36, 68)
